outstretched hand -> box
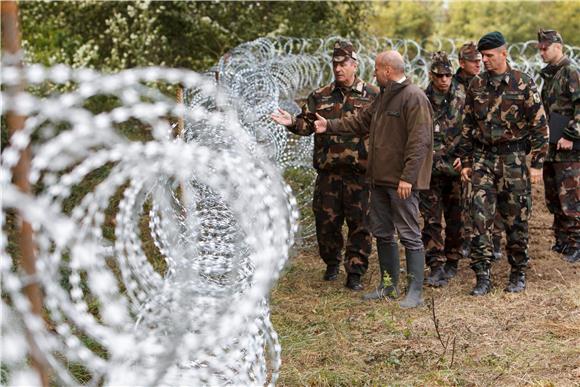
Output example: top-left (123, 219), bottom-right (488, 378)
top-left (270, 108), bottom-right (293, 127)
top-left (314, 113), bottom-right (327, 133)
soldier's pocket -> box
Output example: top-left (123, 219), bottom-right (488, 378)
top-left (472, 91), bottom-right (490, 120)
top-left (501, 91), bottom-right (526, 120)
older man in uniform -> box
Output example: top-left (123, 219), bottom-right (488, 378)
top-left (459, 31), bottom-right (548, 295)
top-left (455, 42), bottom-right (505, 262)
top-left (314, 51), bottom-right (433, 308)
top-left (538, 29), bottom-right (580, 263)
top-left (420, 52), bottom-right (466, 287)
top-left (271, 41), bottom-right (379, 290)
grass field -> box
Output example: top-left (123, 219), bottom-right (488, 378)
top-left (271, 182), bottom-right (580, 386)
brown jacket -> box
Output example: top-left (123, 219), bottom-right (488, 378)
top-left (327, 79), bottom-right (433, 190)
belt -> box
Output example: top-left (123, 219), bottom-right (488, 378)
top-left (474, 140), bottom-right (529, 155)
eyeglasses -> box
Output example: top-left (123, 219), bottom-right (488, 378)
top-left (432, 73), bottom-right (452, 79)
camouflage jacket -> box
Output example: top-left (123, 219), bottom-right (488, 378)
top-left (540, 56), bottom-right (580, 162)
top-left (425, 80), bottom-right (466, 176)
top-left (453, 68), bottom-right (475, 90)
top-left (288, 78), bottom-right (379, 173)
top-left (459, 66), bottom-right (548, 169)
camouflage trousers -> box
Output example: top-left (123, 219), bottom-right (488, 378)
top-left (462, 182), bottom-right (505, 253)
top-left (313, 171), bottom-right (371, 275)
top-left (419, 174), bottom-right (464, 268)
top-left (469, 151), bottom-right (531, 274)
top-left (543, 161), bottom-right (580, 249)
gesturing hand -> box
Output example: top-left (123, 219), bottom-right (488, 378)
top-left (270, 108), bottom-right (293, 127)
top-left (314, 113), bottom-right (328, 134)
top-left (461, 167), bottom-right (472, 183)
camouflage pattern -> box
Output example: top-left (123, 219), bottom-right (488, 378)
top-left (420, 175), bottom-right (464, 267)
top-left (459, 66), bottom-right (548, 273)
top-left (470, 151), bottom-right (532, 272)
top-left (430, 51), bottom-right (453, 75)
top-left (540, 56), bottom-right (580, 162)
top-left (313, 171), bottom-right (371, 275)
top-left (538, 29), bottom-right (564, 45)
top-left (453, 69), bottom-right (475, 90)
top-left (420, 76), bottom-right (466, 267)
top-left (458, 41), bottom-right (482, 62)
top-left (289, 78), bottom-right (380, 173)
top-left (290, 77), bottom-right (379, 274)
top-left (540, 53), bottom-right (580, 249)
top-left (333, 40), bottom-right (358, 63)
top-left (543, 162), bottom-right (580, 249)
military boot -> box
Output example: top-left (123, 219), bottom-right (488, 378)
top-left (443, 260), bottom-right (459, 279)
top-left (399, 250), bottom-right (425, 308)
top-left (323, 265), bottom-right (339, 281)
top-left (426, 265), bottom-right (448, 287)
top-left (470, 268), bottom-right (492, 296)
top-left (551, 240), bottom-right (566, 254)
top-left (562, 246), bottom-right (580, 263)
top-left (363, 242), bottom-right (400, 300)
top-left (491, 235), bottom-right (502, 262)
top-left (505, 270), bottom-right (526, 293)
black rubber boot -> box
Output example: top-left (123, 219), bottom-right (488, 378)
top-left (551, 240), bottom-right (566, 254)
top-left (399, 250), bottom-right (425, 308)
top-left (426, 265), bottom-right (448, 287)
top-left (323, 265), bottom-right (339, 281)
top-left (443, 260), bottom-right (458, 279)
top-left (362, 242), bottom-right (399, 300)
top-left (470, 269), bottom-right (492, 296)
top-left (345, 273), bottom-right (364, 291)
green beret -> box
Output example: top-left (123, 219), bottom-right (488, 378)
top-left (477, 31), bottom-right (506, 51)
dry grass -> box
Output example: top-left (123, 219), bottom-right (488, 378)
top-left (271, 183), bottom-right (580, 386)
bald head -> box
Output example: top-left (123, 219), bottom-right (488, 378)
top-left (374, 50), bottom-right (406, 86)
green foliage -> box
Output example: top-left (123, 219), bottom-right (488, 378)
top-left (368, 1), bottom-right (442, 41)
top-left (19, 1), bottom-right (373, 72)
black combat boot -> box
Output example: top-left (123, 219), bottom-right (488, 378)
top-left (470, 268), bottom-right (492, 296)
top-left (363, 242), bottom-right (400, 300)
top-left (345, 273), bottom-right (364, 291)
top-left (551, 240), bottom-right (566, 254)
top-left (323, 265), bottom-right (339, 281)
top-left (426, 265), bottom-right (448, 287)
top-left (399, 249), bottom-right (425, 308)
top-left (491, 235), bottom-right (502, 262)
top-left (505, 270), bottom-right (526, 293)
top-left (562, 246), bottom-right (579, 263)
top-left (443, 260), bottom-right (459, 279)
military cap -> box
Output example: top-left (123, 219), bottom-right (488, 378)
top-left (459, 41), bottom-right (482, 61)
top-left (477, 31), bottom-right (506, 51)
top-left (430, 51), bottom-right (453, 75)
top-left (537, 28), bottom-right (563, 45)
top-left (333, 40), bottom-right (358, 63)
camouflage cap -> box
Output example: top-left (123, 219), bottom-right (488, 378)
top-left (333, 40), bottom-right (358, 63)
top-left (537, 28), bottom-right (563, 45)
top-left (459, 41), bottom-right (482, 61)
top-left (430, 51), bottom-right (453, 75)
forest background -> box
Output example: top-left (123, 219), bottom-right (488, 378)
top-left (20, 0), bottom-right (580, 72)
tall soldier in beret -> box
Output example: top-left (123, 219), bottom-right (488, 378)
top-left (271, 41), bottom-right (379, 290)
top-left (458, 31), bottom-right (548, 295)
top-left (420, 51), bottom-right (466, 287)
top-left (537, 29), bottom-right (580, 263)
top-left (455, 42), bottom-right (505, 262)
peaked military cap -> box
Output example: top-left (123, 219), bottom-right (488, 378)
top-left (459, 41), bottom-right (482, 61)
top-left (333, 40), bottom-right (358, 63)
top-left (537, 28), bottom-right (563, 45)
top-left (477, 31), bottom-right (506, 51)
top-left (430, 51), bottom-right (453, 74)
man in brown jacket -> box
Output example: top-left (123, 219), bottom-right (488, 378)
top-left (314, 51), bottom-right (433, 308)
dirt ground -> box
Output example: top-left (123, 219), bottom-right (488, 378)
top-left (271, 183), bottom-right (580, 386)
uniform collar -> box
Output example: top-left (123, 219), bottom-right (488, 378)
top-left (484, 64), bottom-right (513, 86)
top-left (331, 77), bottom-right (364, 94)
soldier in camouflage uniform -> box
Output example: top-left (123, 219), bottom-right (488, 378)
top-left (271, 41), bottom-right (379, 290)
top-left (538, 29), bottom-right (580, 263)
top-left (420, 51), bottom-right (466, 287)
top-left (458, 31), bottom-right (548, 295)
top-left (454, 42), bottom-right (505, 262)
